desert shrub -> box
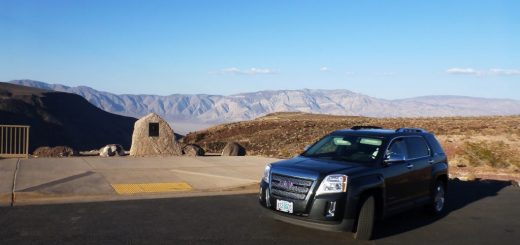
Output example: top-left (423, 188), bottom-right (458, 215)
top-left (440, 140), bottom-right (462, 161)
top-left (463, 141), bottom-right (510, 168)
top-left (203, 141), bottom-right (227, 153)
top-left (195, 133), bottom-right (206, 142)
top-left (280, 149), bottom-right (292, 158)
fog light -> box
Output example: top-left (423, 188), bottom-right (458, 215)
top-left (265, 190), bottom-right (271, 207)
top-left (326, 201), bottom-right (336, 217)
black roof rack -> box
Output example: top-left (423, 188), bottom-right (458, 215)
top-left (351, 126), bottom-right (383, 130)
top-left (395, 128), bottom-right (428, 133)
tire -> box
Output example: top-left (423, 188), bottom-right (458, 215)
top-left (429, 181), bottom-right (446, 215)
top-left (353, 195), bottom-right (375, 240)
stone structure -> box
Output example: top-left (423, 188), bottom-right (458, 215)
top-left (99, 144), bottom-right (125, 157)
top-left (221, 142), bottom-right (246, 156)
top-left (129, 113), bottom-right (182, 156)
top-left (182, 144), bottom-right (205, 156)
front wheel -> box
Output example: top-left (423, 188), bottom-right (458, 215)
top-left (429, 181), bottom-right (446, 214)
top-left (353, 195), bottom-right (375, 240)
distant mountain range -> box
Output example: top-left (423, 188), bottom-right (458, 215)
top-left (8, 79), bottom-right (520, 133)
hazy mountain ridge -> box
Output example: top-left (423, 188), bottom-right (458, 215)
top-left (0, 82), bottom-right (136, 151)
top-left (9, 80), bottom-right (520, 131)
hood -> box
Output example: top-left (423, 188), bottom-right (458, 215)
top-left (271, 156), bottom-right (366, 176)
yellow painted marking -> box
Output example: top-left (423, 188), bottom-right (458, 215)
top-left (112, 182), bottom-right (192, 195)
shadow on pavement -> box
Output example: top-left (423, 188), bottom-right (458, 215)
top-left (373, 178), bottom-right (513, 239)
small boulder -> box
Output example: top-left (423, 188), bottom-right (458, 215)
top-left (458, 173), bottom-right (477, 181)
top-left (33, 146), bottom-right (78, 157)
top-left (99, 144), bottom-right (125, 157)
top-left (182, 144), bottom-right (205, 157)
top-left (221, 142), bottom-right (246, 156)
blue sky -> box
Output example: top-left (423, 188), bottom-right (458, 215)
top-left (0, 0), bottom-right (519, 99)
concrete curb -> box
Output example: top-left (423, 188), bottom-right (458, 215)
top-left (0, 193), bottom-right (11, 207)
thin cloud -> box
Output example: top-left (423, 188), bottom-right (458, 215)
top-left (489, 68), bottom-right (520, 76)
top-left (446, 67), bottom-right (520, 76)
top-left (220, 67), bottom-right (278, 75)
top-left (446, 68), bottom-right (480, 75)
top-left (319, 66), bottom-right (331, 72)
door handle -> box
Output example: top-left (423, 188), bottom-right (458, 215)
top-left (429, 160), bottom-right (435, 164)
top-left (407, 164), bottom-right (414, 169)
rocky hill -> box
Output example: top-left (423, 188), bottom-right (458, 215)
top-left (9, 80), bottom-right (520, 133)
top-left (183, 112), bottom-right (520, 173)
top-left (0, 82), bottom-right (137, 152)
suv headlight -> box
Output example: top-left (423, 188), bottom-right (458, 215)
top-left (263, 164), bottom-right (271, 183)
top-left (316, 174), bottom-right (348, 195)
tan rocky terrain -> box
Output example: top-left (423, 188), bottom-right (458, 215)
top-left (184, 112), bottom-right (520, 181)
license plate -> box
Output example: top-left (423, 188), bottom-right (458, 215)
top-left (276, 199), bottom-right (294, 213)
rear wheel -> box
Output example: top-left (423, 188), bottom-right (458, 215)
top-left (429, 181), bottom-right (446, 214)
top-left (353, 195), bottom-right (375, 240)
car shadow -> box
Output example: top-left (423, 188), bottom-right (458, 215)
top-left (373, 178), bottom-right (513, 239)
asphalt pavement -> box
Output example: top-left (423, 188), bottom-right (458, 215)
top-left (0, 179), bottom-right (518, 245)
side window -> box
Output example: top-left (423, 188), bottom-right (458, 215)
top-left (405, 137), bottom-right (430, 159)
top-left (387, 138), bottom-right (408, 158)
top-left (425, 134), bottom-right (445, 155)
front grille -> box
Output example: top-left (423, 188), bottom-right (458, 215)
top-left (271, 174), bottom-right (314, 200)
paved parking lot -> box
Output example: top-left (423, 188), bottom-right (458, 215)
top-left (0, 179), bottom-right (519, 244)
top-left (0, 156), bottom-right (276, 206)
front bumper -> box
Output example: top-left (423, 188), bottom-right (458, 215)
top-left (259, 180), bottom-right (356, 232)
top-left (262, 206), bottom-right (355, 232)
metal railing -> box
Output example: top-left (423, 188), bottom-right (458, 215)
top-left (0, 125), bottom-right (30, 158)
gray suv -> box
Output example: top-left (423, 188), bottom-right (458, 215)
top-left (259, 126), bottom-right (448, 240)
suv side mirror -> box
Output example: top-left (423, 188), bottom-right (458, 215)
top-left (384, 152), bottom-right (406, 165)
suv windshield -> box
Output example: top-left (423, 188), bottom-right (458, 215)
top-left (302, 135), bottom-right (385, 164)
